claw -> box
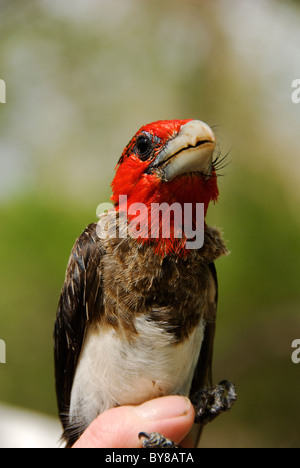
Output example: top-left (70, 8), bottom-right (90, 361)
top-left (192, 380), bottom-right (237, 425)
top-left (139, 432), bottom-right (179, 448)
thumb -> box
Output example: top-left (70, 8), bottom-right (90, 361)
top-left (72, 395), bottom-right (195, 448)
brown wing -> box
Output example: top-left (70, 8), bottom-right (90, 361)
top-left (189, 262), bottom-right (218, 446)
top-left (54, 223), bottom-right (104, 439)
top-left (190, 262), bottom-right (218, 394)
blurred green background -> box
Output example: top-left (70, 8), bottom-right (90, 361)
top-left (1, 0), bottom-right (300, 448)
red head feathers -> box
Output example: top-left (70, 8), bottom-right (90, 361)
top-left (111, 120), bottom-right (219, 257)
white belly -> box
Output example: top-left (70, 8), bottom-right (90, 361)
top-left (69, 316), bottom-right (205, 430)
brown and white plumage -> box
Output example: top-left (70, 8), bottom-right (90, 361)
top-left (55, 220), bottom-right (227, 447)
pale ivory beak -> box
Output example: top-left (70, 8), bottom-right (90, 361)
top-left (154, 120), bottom-right (216, 181)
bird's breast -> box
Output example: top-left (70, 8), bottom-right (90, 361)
top-left (99, 232), bottom-right (211, 342)
top-left (69, 315), bottom-right (205, 431)
top-left (68, 220), bottom-right (226, 434)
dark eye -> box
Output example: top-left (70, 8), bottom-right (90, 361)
top-left (135, 134), bottom-right (153, 160)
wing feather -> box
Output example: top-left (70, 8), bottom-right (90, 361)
top-left (189, 262), bottom-right (218, 447)
top-left (190, 262), bottom-right (218, 395)
top-left (54, 223), bottom-right (104, 433)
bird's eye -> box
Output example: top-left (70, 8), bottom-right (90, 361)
top-left (135, 134), bottom-right (153, 160)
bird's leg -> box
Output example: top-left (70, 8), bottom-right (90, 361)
top-left (139, 432), bottom-right (180, 449)
top-left (191, 380), bottom-right (237, 425)
top-left (139, 381), bottom-right (236, 448)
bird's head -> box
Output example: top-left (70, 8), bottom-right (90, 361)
top-left (111, 119), bottom-right (219, 257)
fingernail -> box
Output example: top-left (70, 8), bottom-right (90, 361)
top-left (135, 396), bottom-right (191, 421)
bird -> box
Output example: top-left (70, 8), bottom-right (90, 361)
top-left (54, 119), bottom-right (236, 448)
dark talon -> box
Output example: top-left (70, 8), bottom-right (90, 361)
top-left (139, 431), bottom-right (179, 448)
top-left (192, 380), bottom-right (237, 425)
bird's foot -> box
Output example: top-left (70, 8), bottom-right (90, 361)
top-left (139, 432), bottom-right (179, 448)
top-left (138, 381), bottom-right (236, 447)
top-left (192, 380), bottom-right (237, 425)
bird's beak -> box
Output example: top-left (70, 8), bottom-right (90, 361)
top-left (154, 120), bottom-right (216, 181)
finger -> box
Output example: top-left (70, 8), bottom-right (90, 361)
top-left (72, 396), bottom-right (195, 448)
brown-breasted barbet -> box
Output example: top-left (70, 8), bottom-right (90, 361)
top-left (54, 119), bottom-right (237, 448)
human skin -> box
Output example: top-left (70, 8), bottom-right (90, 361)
top-left (72, 395), bottom-right (195, 448)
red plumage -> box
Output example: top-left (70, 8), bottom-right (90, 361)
top-left (111, 120), bottom-right (219, 256)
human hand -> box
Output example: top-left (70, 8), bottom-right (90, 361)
top-left (72, 395), bottom-right (195, 448)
